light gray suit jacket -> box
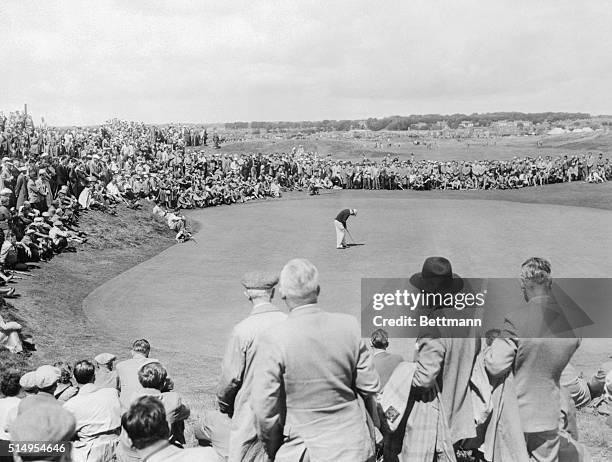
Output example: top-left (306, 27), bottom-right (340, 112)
top-left (485, 295), bottom-right (581, 433)
top-left (251, 304), bottom-right (380, 462)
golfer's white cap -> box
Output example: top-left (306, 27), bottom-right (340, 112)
top-left (351, 209), bottom-right (358, 215)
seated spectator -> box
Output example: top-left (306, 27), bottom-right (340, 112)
top-left (0, 312), bottom-right (21, 352)
top-left (133, 362), bottom-right (189, 446)
top-left (370, 328), bottom-right (403, 388)
top-left (0, 231), bottom-right (30, 271)
top-left (587, 356), bottom-right (612, 399)
top-left (53, 361), bottom-right (79, 402)
top-left (94, 353), bottom-right (120, 390)
top-left (63, 360), bottom-right (121, 462)
top-left (560, 363), bottom-right (592, 409)
top-left (0, 370), bottom-right (21, 440)
top-left (121, 396), bottom-right (216, 461)
top-left (17, 365), bottom-right (61, 414)
top-left (18, 371), bottom-right (38, 396)
top-left (9, 403), bottom-right (76, 462)
top-left (116, 339), bottom-right (158, 410)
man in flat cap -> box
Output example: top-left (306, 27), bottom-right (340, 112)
top-left (17, 365), bottom-right (61, 415)
top-left (9, 404), bottom-right (75, 462)
top-left (94, 353), bottom-right (119, 390)
top-left (197, 271), bottom-right (287, 462)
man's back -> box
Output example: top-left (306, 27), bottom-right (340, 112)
top-left (146, 443), bottom-right (219, 461)
top-left (94, 368), bottom-right (119, 390)
top-left (488, 295), bottom-right (581, 433)
top-left (218, 302), bottom-right (286, 412)
top-left (63, 384), bottom-right (121, 438)
top-left (253, 304), bottom-right (380, 462)
top-left (116, 356), bottom-right (158, 409)
top-left (373, 351), bottom-right (403, 388)
top-left (506, 297), bottom-right (580, 432)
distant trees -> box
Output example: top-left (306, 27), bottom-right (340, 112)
top-left (223, 112), bottom-right (591, 132)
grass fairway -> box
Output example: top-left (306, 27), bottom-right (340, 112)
top-left (216, 129), bottom-right (612, 162)
top-left (83, 186), bottom-right (612, 460)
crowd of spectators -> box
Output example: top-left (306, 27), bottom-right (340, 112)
top-left (0, 256), bottom-right (610, 461)
top-left (0, 111), bottom-right (609, 224)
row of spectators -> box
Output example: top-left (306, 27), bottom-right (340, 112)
top-left (0, 114), bottom-right (609, 217)
top-left (0, 257), bottom-right (610, 461)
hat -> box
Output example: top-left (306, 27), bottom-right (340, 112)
top-left (42, 211), bottom-right (50, 218)
top-left (94, 352), bottom-right (117, 365)
top-left (19, 371), bottom-right (39, 391)
top-left (38, 169), bottom-right (47, 176)
top-left (10, 404), bottom-right (75, 444)
top-left (33, 217), bottom-right (44, 223)
top-left (351, 208), bottom-right (358, 216)
top-left (35, 365), bottom-right (60, 388)
top-left (87, 176), bottom-right (97, 182)
top-left (409, 256), bottom-right (464, 294)
top-left (0, 188), bottom-right (11, 196)
top-left (241, 271), bottom-right (279, 290)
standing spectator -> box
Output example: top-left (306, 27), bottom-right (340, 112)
top-left (63, 360), bottom-right (121, 462)
top-left (251, 258), bottom-right (380, 461)
top-left (485, 257), bottom-right (581, 462)
top-left (27, 170), bottom-right (44, 213)
top-left (406, 257), bottom-right (481, 457)
top-left (203, 271), bottom-right (286, 461)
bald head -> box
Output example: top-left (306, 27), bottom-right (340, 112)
top-left (279, 258), bottom-right (320, 308)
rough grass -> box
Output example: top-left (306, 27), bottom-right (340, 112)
top-left (1, 204), bottom-right (175, 373)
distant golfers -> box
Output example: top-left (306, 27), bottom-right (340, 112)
top-left (334, 208), bottom-right (357, 249)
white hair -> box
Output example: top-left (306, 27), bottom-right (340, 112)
top-left (279, 258), bottom-right (319, 299)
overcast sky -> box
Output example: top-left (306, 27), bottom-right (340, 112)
top-left (2, 1), bottom-right (611, 125)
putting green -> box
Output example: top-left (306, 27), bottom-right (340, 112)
top-left (83, 190), bottom-right (612, 391)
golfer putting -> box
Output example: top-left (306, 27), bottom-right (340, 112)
top-left (334, 208), bottom-right (357, 249)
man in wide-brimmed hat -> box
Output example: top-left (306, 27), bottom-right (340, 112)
top-left (402, 256), bottom-right (481, 459)
top-left (409, 256), bottom-right (464, 295)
